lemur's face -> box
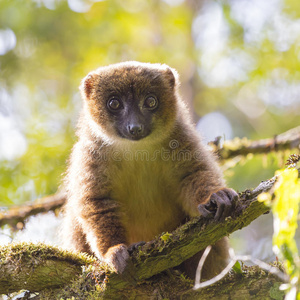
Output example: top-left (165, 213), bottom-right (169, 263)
top-left (80, 62), bottom-right (178, 143)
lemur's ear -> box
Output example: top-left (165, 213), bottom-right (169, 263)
top-left (80, 72), bottom-right (97, 100)
top-left (162, 65), bottom-right (179, 89)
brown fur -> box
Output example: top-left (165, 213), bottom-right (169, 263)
top-left (63, 61), bottom-right (229, 278)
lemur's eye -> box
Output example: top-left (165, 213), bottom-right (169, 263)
top-left (144, 95), bottom-right (158, 110)
top-left (108, 98), bottom-right (123, 111)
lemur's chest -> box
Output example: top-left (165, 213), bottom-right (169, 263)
top-left (109, 154), bottom-right (185, 243)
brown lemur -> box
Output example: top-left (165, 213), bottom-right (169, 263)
top-left (63, 61), bottom-right (238, 279)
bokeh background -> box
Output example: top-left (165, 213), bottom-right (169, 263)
top-left (0, 0), bottom-right (300, 259)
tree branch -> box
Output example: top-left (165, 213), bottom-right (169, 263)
top-left (0, 243), bottom-right (97, 295)
top-left (212, 125), bottom-right (300, 160)
top-left (0, 192), bottom-right (65, 228)
top-left (0, 176), bottom-right (276, 296)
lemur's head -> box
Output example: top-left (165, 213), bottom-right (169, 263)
top-left (80, 61), bottom-right (181, 144)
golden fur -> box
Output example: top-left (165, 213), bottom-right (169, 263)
top-left (63, 61), bottom-right (230, 278)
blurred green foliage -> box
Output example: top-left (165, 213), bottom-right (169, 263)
top-left (259, 167), bottom-right (300, 298)
top-left (0, 0), bottom-right (300, 205)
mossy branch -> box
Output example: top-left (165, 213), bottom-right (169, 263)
top-left (212, 125), bottom-right (300, 160)
top-left (0, 243), bottom-right (97, 295)
top-left (0, 177), bottom-right (276, 296)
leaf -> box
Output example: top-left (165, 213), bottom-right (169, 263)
top-left (232, 261), bottom-right (242, 274)
top-left (271, 168), bottom-right (300, 295)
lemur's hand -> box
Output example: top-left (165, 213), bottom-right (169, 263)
top-left (198, 188), bottom-right (239, 221)
top-left (104, 244), bottom-right (129, 273)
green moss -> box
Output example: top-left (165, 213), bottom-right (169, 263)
top-left (160, 232), bottom-right (172, 243)
top-left (269, 282), bottom-right (285, 299)
top-left (36, 260), bottom-right (109, 299)
top-left (0, 242), bottom-right (97, 267)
